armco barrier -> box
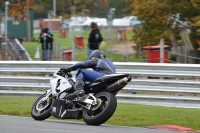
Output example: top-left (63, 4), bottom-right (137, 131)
top-left (0, 61), bottom-right (200, 108)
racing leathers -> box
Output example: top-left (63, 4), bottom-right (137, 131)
top-left (62, 58), bottom-right (116, 100)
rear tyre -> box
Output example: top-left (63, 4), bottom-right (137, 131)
top-left (82, 92), bottom-right (117, 126)
top-left (31, 93), bottom-right (52, 120)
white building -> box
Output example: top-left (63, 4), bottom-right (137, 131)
top-left (112, 16), bottom-right (141, 27)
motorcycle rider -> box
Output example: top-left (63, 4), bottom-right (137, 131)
top-left (60, 50), bottom-right (116, 100)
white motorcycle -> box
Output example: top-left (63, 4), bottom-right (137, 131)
top-left (31, 70), bottom-right (132, 126)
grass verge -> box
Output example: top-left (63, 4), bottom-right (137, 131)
top-left (0, 96), bottom-right (199, 130)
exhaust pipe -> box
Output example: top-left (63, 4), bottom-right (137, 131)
top-left (106, 77), bottom-right (130, 92)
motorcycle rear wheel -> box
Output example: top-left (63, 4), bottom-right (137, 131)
top-left (31, 93), bottom-right (52, 120)
top-left (82, 92), bottom-right (117, 126)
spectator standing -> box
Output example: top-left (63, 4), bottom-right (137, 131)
top-left (37, 28), bottom-right (54, 61)
top-left (88, 22), bottom-right (103, 59)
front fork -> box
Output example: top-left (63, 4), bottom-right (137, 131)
top-left (41, 89), bottom-right (52, 102)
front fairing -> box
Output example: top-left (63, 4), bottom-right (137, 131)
top-left (50, 71), bottom-right (75, 96)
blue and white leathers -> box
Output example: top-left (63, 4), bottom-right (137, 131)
top-left (67, 58), bottom-right (116, 82)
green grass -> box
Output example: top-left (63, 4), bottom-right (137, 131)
top-left (0, 96), bottom-right (200, 130)
top-left (0, 96), bottom-right (35, 117)
top-left (23, 30), bottom-right (143, 62)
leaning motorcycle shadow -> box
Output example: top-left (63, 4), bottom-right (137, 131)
top-left (43, 119), bottom-right (116, 127)
top-left (43, 119), bottom-right (86, 125)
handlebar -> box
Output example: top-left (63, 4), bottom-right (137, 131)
top-left (56, 71), bottom-right (72, 78)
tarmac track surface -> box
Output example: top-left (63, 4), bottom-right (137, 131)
top-left (0, 115), bottom-right (182, 133)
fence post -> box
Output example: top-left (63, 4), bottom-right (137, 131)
top-left (184, 46), bottom-right (187, 64)
top-left (72, 36), bottom-right (76, 61)
top-left (160, 38), bottom-right (164, 63)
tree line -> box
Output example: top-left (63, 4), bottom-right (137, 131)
top-left (132, 0), bottom-right (200, 63)
top-left (1, 0), bottom-right (200, 63)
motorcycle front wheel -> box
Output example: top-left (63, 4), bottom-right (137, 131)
top-left (31, 93), bottom-right (52, 120)
top-left (82, 92), bottom-right (117, 126)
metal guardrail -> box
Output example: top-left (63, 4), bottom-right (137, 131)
top-left (0, 61), bottom-right (200, 108)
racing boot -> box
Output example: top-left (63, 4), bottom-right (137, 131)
top-left (66, 80), bottom-right (85, 100)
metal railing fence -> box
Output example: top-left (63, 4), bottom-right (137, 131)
top-left (0, 61), bottom-right (200, 108)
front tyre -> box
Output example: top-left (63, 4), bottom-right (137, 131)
top-left (31, 93), bottom-right (52, 120)
top-left (82, 92), bottom-right (117, 126)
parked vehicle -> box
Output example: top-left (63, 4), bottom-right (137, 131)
top-left (31, 70), bottom-right (132, 126)
top-left (129, 16), bottom-right (141, 27)
top-left (112, 16), bottom-right (141, 27)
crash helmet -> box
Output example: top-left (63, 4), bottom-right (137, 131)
top-left (89, 50), bottom-right (105, 60)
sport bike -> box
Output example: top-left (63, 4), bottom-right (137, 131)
top-left (31, 70), bottom-right (132, 126)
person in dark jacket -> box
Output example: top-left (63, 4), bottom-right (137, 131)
top-left (60, 50), bottom-right (116, 100)
top-left (38, 28), bottom-right (53, 61)
top-left (88, 22), bottom-right (103, 59)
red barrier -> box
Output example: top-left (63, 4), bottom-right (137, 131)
top-left (62, 50), bottom-right (72, 61)
top-left (75, 37), bottom-right (84, 48)
top-left (143, 45), bottom-right (169, 63)
top-left (117, 29), bottom-right (126, 40)
top-left (60, 28), bottom-right (66, 38)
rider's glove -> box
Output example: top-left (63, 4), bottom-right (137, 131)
top-left (60, 67), bottom-right (70, 73)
